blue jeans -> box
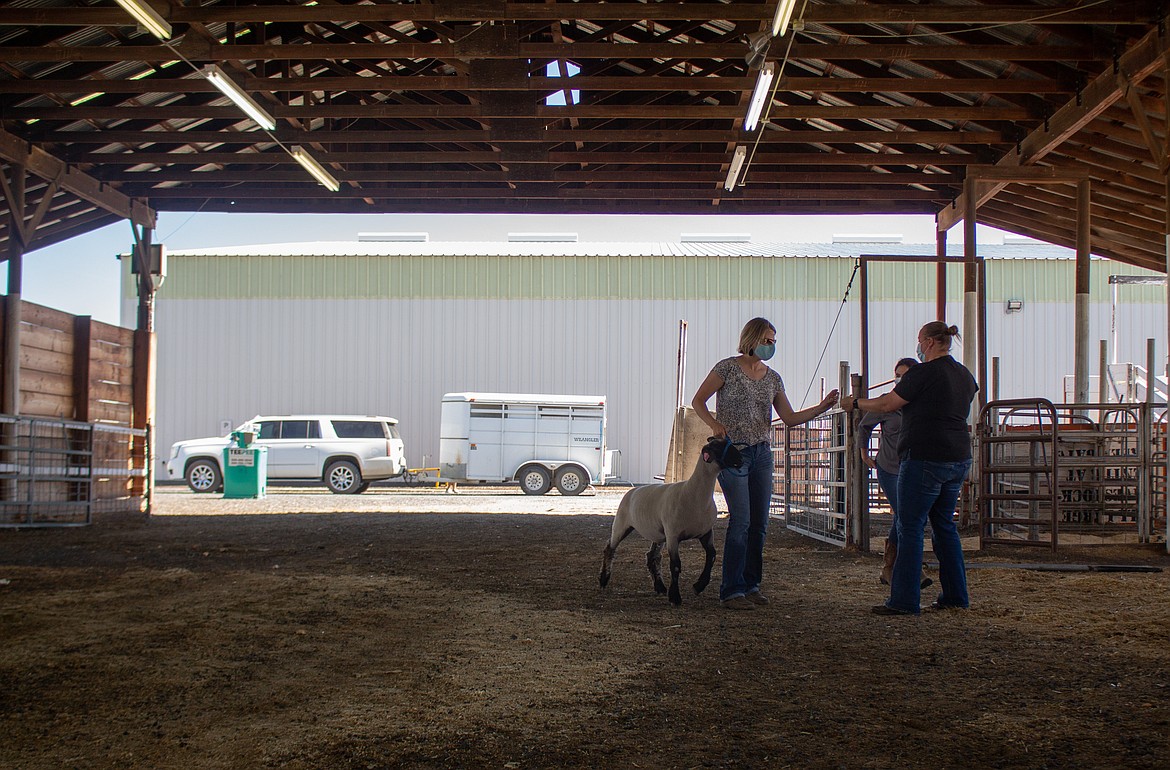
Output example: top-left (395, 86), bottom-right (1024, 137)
top-left (876, 466), bottom-right (900, 544)
top-left (719, 442), bottom-right (774, 601)
top-left (887, 459), bottom-right (972, 614)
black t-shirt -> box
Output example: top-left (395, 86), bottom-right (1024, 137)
top-left (892, 355), bottom-right (979, 461)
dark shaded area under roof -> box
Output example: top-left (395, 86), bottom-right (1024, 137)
top-left (0, 1), bottom-right (1167, 272)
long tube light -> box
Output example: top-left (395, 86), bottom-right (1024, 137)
top-left (291, 146), bottom-right (341, 192)
top-left (114, 0), bottom-right (172, 40)
top-left (771, 0), bottom-right (799, 37)
top-left (202, 65), bottom-right (277, 131)
top-left (724, 145), bottom-right (747, 191)
top-left (744, 62), bottom-right (776, 132)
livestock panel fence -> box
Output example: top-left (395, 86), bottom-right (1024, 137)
top-left (979, 398), bottom-right (1166, 549)
top-left (0, 298), bottom-right (151, 526)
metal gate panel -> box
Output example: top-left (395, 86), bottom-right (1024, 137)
top-left (773, 413), bottom-right (848, 547)
top-left (979, 399), bottom-right (1165, 548)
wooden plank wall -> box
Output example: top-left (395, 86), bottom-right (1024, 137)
top-left (0, 297), bottom-right (146, 514)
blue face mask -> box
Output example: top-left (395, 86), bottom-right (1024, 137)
top-left (754, 343), bottom-right (776, 361)
top-left (915, 342), bottom-right (925, 362)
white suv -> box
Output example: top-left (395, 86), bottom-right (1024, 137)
top-left (166, 415), bottom-right (407, 494)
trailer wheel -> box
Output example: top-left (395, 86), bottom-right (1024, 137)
top-left (518, 465), bottom-right (552, 495)
top-left (555, 466), bottom-right (588, 496)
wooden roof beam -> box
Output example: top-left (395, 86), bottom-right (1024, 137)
top-left (0, 4), bottom-right (1149, 25)
top-left (938, 24), bottom-right (1170, 231)
top-left (0, 127), bottom-right (153, 228)
top-left (12, 104), bottom-right (1036, 121)
top-left (39, 128), bottom-right (1012, 145)
top-left (0, 42), bottom-right (1105, 64)
top-left (0, 75), bottom-right (1074, 95)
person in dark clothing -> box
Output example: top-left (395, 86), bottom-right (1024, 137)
top-left (840, 322), bottom-right (979, 616)
top-left (857, 357), bottom-right (930, 589)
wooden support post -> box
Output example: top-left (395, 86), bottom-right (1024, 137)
top-left (1074, 180), bottom-right (1092, 406)
top-left (1146, 338), bottom-right (1157, 403)
top-left (72, 316), bottom-right (92, 422)
top-left (991, 356), bottom-right (1000, 402)
top-left (963, 176), bottom-right (978, 414)
top-left (1098, 339), bottom-right (1109, 422)
top-left (935, 228), bottom-right (947, 322)
top-left (849, 372), bottom-right (869, 553)
top-left (859, 257), bottom-right (870, 391)
top-left (978, 258), bottom-right (988, 412)
top-left (3, 162), bottom-right (25, 418)
top-left (131, 329), bottom-right (155, 515)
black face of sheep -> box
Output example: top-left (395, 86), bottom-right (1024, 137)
top-left (701, 437), bottom-right (743, 471)
top-left (599, 436), bottom-right (746, 606)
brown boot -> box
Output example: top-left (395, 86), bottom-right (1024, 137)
top-left (880, 541), bottom-right (896, 585)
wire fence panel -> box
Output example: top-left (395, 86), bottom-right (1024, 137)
top-left (772, 412), bottom-right (849, 547)
top-left (979, 399), bottom-right (1167, 548)
top-left (0, 415), bottom-right (146, 527)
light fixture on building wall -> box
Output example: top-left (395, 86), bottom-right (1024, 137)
top-left (203, 65), bottom-right (277, 131)
top-left (744, 62), bottom-right (776, 131)
top-left (724, 145), bottom-right (747, 191)
top-left (114, 0), bottom-right (172, 40)
top-left (771, 0), bottom-right (800, 37)
top-left (291, 146), bottom-right (341, 192)
top-left (1005, 299), bottom-right (1024, 313)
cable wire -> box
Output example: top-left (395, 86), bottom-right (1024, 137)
top-left (799, 259), bottom-right (859, 408)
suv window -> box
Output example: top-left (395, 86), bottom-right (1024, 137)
top-left (386, 423), bottom-right (401, 440)
top-left (257, 421), bottom-right (280, 440)
top-left (280, 420), bottom-right (321, 439)
top-left (332, 420), bottom-right (387, 439)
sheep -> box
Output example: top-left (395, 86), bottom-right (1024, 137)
top-left (599, 436), bottom-right (744, 606)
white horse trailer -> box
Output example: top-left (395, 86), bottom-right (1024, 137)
top-left (439, 392), bottom-right (618, 495)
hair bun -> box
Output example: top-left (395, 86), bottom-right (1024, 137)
top-left (947, 325), bottom-right (960, 336)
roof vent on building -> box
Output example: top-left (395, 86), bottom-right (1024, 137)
top-left (507, 232), bottom-right (579, 242)
top-left (680, 233), bottom-right (751, 243)
top-left (358, 232), bottom-right (430, 242)
top-left (832, 233), bottom-right (904, 244)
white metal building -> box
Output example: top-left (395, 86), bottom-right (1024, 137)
top-left (124, 237), bottom-right (1166, 485)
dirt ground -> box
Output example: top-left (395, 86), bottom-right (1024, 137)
top-left (1, 485), bottom-right (1168, 770)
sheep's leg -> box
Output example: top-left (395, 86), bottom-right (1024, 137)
top-left (693, 530), bottom-right (716, 595)
top-left (599, 526), bottom-right (634, 588)
top-left (646, 542), bottom-right (667, 595)
top-left (667, 536), bottom-right (683, 606)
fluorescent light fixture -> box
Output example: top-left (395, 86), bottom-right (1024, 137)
top-left (744, 62), bottom-right (776, 131)
top-left (203, 65), bottom-right (277, 131)
top-left (113, 0), bottom-right (172, 40)
top-left (724, 145), bottom-right (747, 191)
top-left (771, 0), bottom-right (799, 37)
top-left (291, 146), bottom-right (341, 192)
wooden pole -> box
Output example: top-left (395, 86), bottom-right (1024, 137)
top-left (935, 227), bottom-right (947, 322)
top-left (963, 176), bottom-right (978, 416)
top-left (1074, 180), bottom-right (1091, 406)
top-left (3, 163), bottom-right (25, 418)
top-left (859, 257), bottom-right (870, 392)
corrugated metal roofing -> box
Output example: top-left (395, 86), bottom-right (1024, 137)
top-left (167, 240), bottom-right (1080, 260)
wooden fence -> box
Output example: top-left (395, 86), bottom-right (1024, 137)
top-left (0, 297), bottom-right (150, 523)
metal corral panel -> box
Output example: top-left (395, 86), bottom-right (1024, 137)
top-left (138, 249), bottom-right (1166, 485)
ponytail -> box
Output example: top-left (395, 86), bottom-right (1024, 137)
top-left (921, 321), bottom-right (961, 349)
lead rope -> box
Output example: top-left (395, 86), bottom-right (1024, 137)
top-left (799, 259), bottom-right (860, 409)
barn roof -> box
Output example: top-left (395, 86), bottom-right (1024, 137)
top-left (2, 1), bottom-right (1168, 272)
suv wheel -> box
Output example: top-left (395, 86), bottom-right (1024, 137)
top-left (518, 465), bottom-right (551, 496)
top-left (325, 460), bottom-right (363, 494)
top-left (185, 458), bottom-right (222, 493)
top-left (555, 466), bottom-right (588, 496)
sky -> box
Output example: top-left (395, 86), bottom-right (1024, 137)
top-left (18, 211), bottom-right (1009, 326)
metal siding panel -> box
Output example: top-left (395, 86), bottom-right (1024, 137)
top-left (149, 255), bottom-right (1168, 484)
